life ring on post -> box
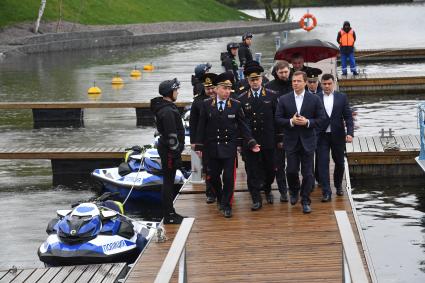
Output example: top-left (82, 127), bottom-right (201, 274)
top-left (299, 13), bottom-right (317, 32)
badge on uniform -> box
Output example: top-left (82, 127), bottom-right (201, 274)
top-left (245, 103), bottom-right (251, 111)
top-left (228, 114), bottom-right (235, 119)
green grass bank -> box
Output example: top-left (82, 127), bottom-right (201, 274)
top-left (0, 0), bottom-right (252, 28)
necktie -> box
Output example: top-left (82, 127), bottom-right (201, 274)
top-left (254, 91), bottom-right (258, 98)
top-left (219, 101), bottom-right (224, 112)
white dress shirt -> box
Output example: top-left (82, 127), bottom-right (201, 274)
top-left (323, 92), bottom-right (334, 132)
top-left (217, 98), bottom-right (226, 111)
top-left (290, 90), bottom-right (309, 127)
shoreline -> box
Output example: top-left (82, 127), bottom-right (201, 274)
top-left (0, 20), bottom-right (299, 58)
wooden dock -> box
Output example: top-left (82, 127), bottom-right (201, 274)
top-left (354, 48), bottom-right (425, 62)
top-left (346, 135), bottom-right (422, 178)
top-left (0, 263), bottom-right (127, 283)
top-left (125, 162), bottom-right (372, 282)
top-left (338, 74), bottom-right (425, 95)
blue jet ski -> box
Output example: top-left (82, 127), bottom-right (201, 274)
top-left (38, 193), bottom-right (162, 266)
top-left (91, 146), bottom-right (188, 203)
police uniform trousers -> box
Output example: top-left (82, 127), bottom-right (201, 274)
top-left (157, 145), bottom-right (180, 216)
top-left (317, 132), bottom-right (345, 196)
top-left (207, 156), bottom-right (236, 210)
top-left (202, 149), bottom-right (217, 199)
top-left (286, 140), bottom-right (314, 205)
top-left (275, 147), bottom-right (288, 196)
top-left (244, 148), bottom-right (275, 203)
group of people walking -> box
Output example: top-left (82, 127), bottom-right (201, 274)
top-left (151, 27), bottom-right (355, 223)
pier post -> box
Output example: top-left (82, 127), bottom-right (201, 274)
top-left (32, 108), bottom-right (84, 128)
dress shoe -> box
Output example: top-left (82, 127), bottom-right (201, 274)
top-left (336, 188), bottom-right (344, 196)
top-left (265, 192), bottom-right (274, 204)
top-left (321, 194), bottom-right (332, 202)
top-left (353, 71), bottom-right (359, 76)
top-left (206, 196), bottom-right (216, 204)
top-left (290, 195), bottom-right (299, 205)
top-left (164, 212), bottom-right (185, 224)
top-left (280, 193), bottom-right (288, 203)
top-left (217, 202), bottom-right (224, 213)
top-left (302, 204), bottom-right (312, 214)
top-left (251, 201), bottom-right (262, 211)
top-left (224, 208), bottom-right (232, 218)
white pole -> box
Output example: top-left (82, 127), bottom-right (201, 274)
top-left (34, 0), bottom-right (47, 34)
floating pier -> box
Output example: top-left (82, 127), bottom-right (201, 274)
top-left (354, 48), bottom-right (425, 62)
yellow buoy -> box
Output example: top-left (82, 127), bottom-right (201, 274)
top-left (112, 83), bottom-right (124, 90)
top-left (87, 92), bottom-right (102, 101)
top-left (143, 63), bottom-right (154, 71)
top-left (88, 81), bottom-right (102, 95)
top-left (130, 66), bottom-right (142, 78)
top-left (112, 73), bottom-right (124, 85)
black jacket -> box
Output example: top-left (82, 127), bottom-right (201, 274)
top-left (238, 42), bottom-right (253, 67)
top-left (191, 75), bottom-right (204, 97)
top-left (150, 97), bottom-right (185, 156)
top-left (265, 79), bottom-right (292, 98)
top-left (196, 97), bottom-right (256, 159)
top-left (221, 52), bottom-right (239, 81)
top-left (189, 91), bottom-right (209, 144)
top-left (238, 88), bottom-right (279, 149)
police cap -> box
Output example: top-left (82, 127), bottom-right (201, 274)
top-left (213, 71), bottom-right (234, 87)
top-left (306, 68), bottom-right (323, 81)
top-left (243, 64), bottom-right (264, 79)
top-left (202, 73), bottom-right (218, 87)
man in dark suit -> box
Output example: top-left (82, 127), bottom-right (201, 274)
top-left (189, 73), bottom-right (218, 204)
top-left (317, 73), bottom-right (354, 201)
top-left (238, 63), bottom-right (277, 210)
top-left (196, 72), bottom-right (260, 218)
top-left (275, 71), bottom-right (325, 213)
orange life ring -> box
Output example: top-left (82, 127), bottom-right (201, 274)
top-left (299, 13), bottom-right (317, 32)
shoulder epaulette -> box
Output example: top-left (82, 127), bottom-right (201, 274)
top-left (229, 98), bottom-right (241, 103)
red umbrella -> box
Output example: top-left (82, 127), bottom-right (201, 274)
top-left (274, 39), bottom-right (339, 63)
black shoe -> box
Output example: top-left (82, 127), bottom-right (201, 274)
top-left (265, 192), bottom-right (274, 204)
top-left (342, 72), bottom-right (347, 76)
top-left (280, 193), bottom-right (288, 203)
top-left (217, 202), bottom-right (224, 213)
top-left (321, 194), bottom-right (332, 202)
top-left (206, 196), bottom-right (216, 204)
top-left (336, 188), bottom-right (344, 196)
top-left (353, 71), bottom-right (359, 76)
top-left (302, 204), bottom-right (312, 214)
top-left (224, 208), bottom-right (232, 218)
top-left (290, 195), bottom-right (299, 205)
top-left (251, 201), bottom-right (262, 211)
top-left (164, 212), bottom-right (185, 224)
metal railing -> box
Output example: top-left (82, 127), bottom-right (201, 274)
top-left (154, 218), bottom-right (195, 283)
top-left (343, 158), bottom-right (377, 283)
top-left (417, 102), bottom-right (425, 160)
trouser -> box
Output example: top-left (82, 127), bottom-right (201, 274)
top-left (341, 51), bottom-right (357, 74)
top-left (207, 157), bottom-right (236, 210)
top-left (244, 148), bottom-right (275, 203)
top-left (275, 147), bottom-right (288, 196)
top-left (286, 141), bottom-right (314, 205)
top-left (158, 146), bottom-right (181, 216)
top-left (202, 150), bottom-right (216, 198)
top-left (317, 133), bottom-right (345, 196)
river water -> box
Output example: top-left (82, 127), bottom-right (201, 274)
top-left (0, 3), bottom-right (424, 282)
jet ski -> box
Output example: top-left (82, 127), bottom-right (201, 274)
top-left (91, 146), bottom-right (188, 203)
top-left (38, 193), bottom-right (162, 266)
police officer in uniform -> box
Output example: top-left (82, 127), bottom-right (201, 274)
top-left (238, 64), bottom-right (277, 210)
top-left (238, 32), bottom-right (254, 68)
top-left (191, 63), bottom-right (212, 97)
top-left (189, 72), bottom-right (218, 204)
top-left (150, 78), bottom-right (186, 224)
top-left (221, 42), bottom-right (240, 81)
top-left (196, 72), bottom-right (260, 218)
top-left (235, 60), bottom-right (269, 97)
top-left (305, 68), bottom-right (323, 95)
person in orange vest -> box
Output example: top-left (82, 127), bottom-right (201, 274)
top-left (337, 21), bottom-right (358, 76)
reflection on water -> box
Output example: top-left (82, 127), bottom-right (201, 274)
top-left (352, 178), bottom-right (425, 283)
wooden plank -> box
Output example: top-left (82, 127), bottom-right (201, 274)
top-left (352, 137), bottom-right (361, 152)
top-left (101, 263), bottom-right (127, 283)
top-left (0, 270), bottom-right (21, 283)
top-left (408, 135), bottom-right (420, 149)
top-left (49, 266), bottom-right (76, 283)
top-left (395, 136), bottom-right (406, 150)
top-left (75, 265), bottom-right (101, 283)
top-left (16, 268), bottom-right (47, 282)
top-left (365, 136), bottom-right (377, 152)
top-left (358, 136), bottom-right (369, 152)
top-left (88, 264), bottom-right (113, 283)
top-left (345, 141), bottom-right (354, 153)
top-left (63, 265), bottom-right (89, 283)
top-left (401, 135), bottom-right (414, 150)
top-left (36, 266), bottom-right (63, 282)
top-left (372, 136), bottom-right (384, 152)
top-left (10, 269), bottom-right (35, 282)
top-left (0, 271), bottom-right (7, 280)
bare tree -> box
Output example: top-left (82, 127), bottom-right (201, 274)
top-left (34, 0), bottom-right (47, 34)
top-left (261, 0), bottom-right (291, 23)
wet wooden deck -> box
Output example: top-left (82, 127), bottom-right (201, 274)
top-left (0, 263), bottom-right (127, 283)
top-left (125, 161), bottom-right (371, 282)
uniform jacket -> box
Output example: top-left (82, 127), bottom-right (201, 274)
top-left (195, 97), bottom-right (256, 159)
top-left (221, 52), bottom-right (239, 81)
top-left (238, 42), bottom-right (253, 67)
top-left (265, 78), bottom-right (293, 98)
top-left (150, 97), bottom-right (185, 156)
top-left (238, 88), bottom-right (279, 149)
top-left (275, 91), bottom-right (325, 152)
top-left (189, 91), bottom-right (209, 144)
top-left (317, 91), bottom-right (354, 144)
